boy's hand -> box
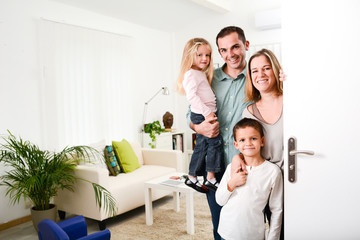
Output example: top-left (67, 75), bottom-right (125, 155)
top-left (227, 167), bottom-right (247, 192)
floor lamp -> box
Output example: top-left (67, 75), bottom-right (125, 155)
top-left (141, 87), bottom-right (169, 146)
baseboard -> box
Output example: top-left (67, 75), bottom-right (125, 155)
top-left (0, 215), bottom-right (32, 231)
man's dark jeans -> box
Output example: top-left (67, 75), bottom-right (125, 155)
top-left (205, 170), bottom-right (224, 240)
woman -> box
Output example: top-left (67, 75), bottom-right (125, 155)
top-left (242, 48), bottom-right (283, 169)
top-left (236, 48), bottom-right (284, 239)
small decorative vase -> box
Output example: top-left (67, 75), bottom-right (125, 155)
top-left (31, 204), bottom-right (57, 231)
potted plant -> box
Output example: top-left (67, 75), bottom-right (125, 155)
top-left (0, 131), bottom-right (116, 230)
top-left (144, 120), bottom-right (165, 148)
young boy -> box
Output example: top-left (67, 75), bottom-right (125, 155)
top-left (215, 118), bottom-right (283, 240)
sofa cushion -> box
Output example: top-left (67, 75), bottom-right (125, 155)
top-left (81, 139), bottom-right (107, 169)
top-left (112, 139), bottom-right (140, 173)
top-left (130, 142), bottom-right (144, 165)
top-left (104, 145), bottom-right (121, 176)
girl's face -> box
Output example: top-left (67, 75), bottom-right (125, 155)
top-left (250, 55), bottom-right (276, 93)
top-left (234, 126), bottom-right (264, 158)
top-left (192, 44), bottom-right (211, 71)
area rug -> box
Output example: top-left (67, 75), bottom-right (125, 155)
top-left (109, 194), bottom-right (213, 240)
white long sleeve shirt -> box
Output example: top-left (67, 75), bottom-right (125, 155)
top-left (216, 161), bottom-right (283, 240)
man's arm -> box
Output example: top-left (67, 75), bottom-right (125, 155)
top-left (186, 105), bottom-right (219, 138)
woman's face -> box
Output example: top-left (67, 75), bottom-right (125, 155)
top-left (250, 55), bottom-right (276, 94)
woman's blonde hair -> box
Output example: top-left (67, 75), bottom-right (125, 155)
top-left (245, 48), bottom-right (283, 102)
top-left (176, 38), bottom-right (214, 95)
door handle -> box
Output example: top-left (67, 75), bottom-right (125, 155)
top-left (289, 150), bottom-right (315, 156)
top-left (288, 137), bottom-right (314, 183)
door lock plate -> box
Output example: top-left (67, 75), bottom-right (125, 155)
top-left (288, 137), bottom-right (296, 183)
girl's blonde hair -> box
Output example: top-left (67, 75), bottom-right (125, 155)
top-left (176, 38), bottom-right (214, 95)
top-left (245, 48), bottom-right (283, 102)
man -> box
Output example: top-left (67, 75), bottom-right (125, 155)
top-left (188, 26), bottom-right (251, 239)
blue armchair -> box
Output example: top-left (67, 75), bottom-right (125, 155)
top-left (38, 215), bottom-right (111, 240)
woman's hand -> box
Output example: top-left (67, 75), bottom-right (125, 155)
top-left (231, 154), bottom-right (248, 176)
top-left (279, 68), bottom-right (286, 81)
top-left (238, 153), bottom-right (248, 174)
top-left (227, 167), bottom-right (247, 192)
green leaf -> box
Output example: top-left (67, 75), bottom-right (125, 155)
top-left (0, 130), bottom-right (116, 215)
top-left (144, 121), bottom-right (165, 146)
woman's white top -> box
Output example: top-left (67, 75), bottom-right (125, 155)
top-left (216, 161), bottom-right (283, 240)
top-left (242, 107), bottom-right (283, 169)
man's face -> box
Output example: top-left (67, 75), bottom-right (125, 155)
top-left (217, 32), bottom-right (249, 71)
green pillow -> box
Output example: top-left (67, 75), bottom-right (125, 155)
top-left (112, 139), bottom-right (140, 173)
top-left (104, 145), bottom-right (121, 176)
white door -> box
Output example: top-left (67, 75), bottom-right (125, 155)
top-left (282, 1), bottom-right (360, 239)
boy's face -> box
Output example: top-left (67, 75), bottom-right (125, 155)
top-left (233, 126), bottom-right (265, 158)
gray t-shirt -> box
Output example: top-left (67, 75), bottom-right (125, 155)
top-left (242, 106), bottom-right (283, 169)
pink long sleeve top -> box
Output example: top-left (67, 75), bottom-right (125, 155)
top-left (182, 68), bottom-right (217, 117)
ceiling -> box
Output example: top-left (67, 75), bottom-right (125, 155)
top-left (52, 0), bottom-right (228, 32)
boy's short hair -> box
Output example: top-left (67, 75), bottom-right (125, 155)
top-left (233, 118), bottom-right (264, 141)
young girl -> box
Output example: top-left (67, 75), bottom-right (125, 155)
top-left (177, 38), bottom-right (223, 193)
top-left (216, 118), bottom-right (283, 240)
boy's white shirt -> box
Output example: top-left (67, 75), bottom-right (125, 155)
top-left (216, 161), bottom-right (283, 240)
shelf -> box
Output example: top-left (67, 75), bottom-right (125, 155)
top-left (142, 131), bottom-right (185, 152)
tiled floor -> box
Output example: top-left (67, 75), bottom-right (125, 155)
top-left (0, 196), bottom-right (173, 240)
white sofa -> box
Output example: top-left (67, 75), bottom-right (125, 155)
top-left (55, 142), bottom-right (183, 229)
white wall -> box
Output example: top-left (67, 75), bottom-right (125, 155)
top-left (172, 0), bottom-right (281, 150)
top-left (0, 0), bottom-right (174, 224)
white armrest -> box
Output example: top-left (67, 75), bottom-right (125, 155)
top-left (73, 165), bottom-right (110, 188)
top-left (56, 165), bottom-right (111, 220)
top-left (142, 148), bottom-right (183, 171)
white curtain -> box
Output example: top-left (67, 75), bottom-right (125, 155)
top-left (39, 20), bottom-right (134, 149)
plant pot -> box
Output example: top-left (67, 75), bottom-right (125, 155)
top-left (31, 204), bottom-right (57, 231)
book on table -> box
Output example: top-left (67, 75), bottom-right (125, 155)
top-left (160, 179), bottom-right (183, 187)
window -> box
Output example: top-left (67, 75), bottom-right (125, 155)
top-left (39, 20), bottom-right (134, 149)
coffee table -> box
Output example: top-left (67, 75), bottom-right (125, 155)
top-left (144, 172), bottom-right (201, 235)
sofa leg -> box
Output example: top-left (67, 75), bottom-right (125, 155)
top-left (58, 210), bottom-right (66, 220)
top-left (98, 220), bottom-right (106, 230)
